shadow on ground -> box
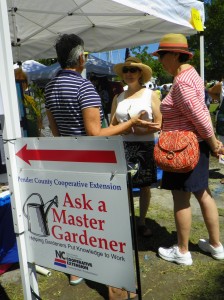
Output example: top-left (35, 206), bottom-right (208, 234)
top-left (0, 286), bottom-right (10, 300)
top-left (209, 167), bottom-right (224, 179)
top-left (85, 280), bottom-right (109, 300)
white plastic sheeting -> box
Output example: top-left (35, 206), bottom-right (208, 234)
top-left (7, 0), bottom-right (204, 61)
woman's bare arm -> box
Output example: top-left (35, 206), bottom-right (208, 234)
top-left (151, 90), bottom-right (162, 128)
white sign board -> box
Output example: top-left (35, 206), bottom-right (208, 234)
top-left (14, 136), bottom-right (136, 292)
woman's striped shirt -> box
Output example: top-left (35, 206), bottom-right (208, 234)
top-left (161, 67), bottom-right (214, 141)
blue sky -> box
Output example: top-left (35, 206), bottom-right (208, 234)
top-left (92, 43), bottom-right (159, 64)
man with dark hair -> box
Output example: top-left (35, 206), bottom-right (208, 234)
top-left (55, 34), bottom-right (84, 69)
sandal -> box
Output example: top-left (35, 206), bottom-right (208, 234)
top-left (220, 178), bottom-right (224, 184)
top-left (137, 225), bottom-right (152, 237)
top-left (109, 287), bottom-right (137, 300)
top-left (70, 275), bottom-right (84, 286)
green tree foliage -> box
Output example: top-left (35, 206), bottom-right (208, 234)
top-left (189, 0), bottom-right (224, 81)
top-left (130, 46), bottom-right (173, 85)
top-left (131, 0), bottom-right (224, 83)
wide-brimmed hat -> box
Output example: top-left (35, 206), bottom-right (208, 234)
top-left (113, 57), bottom-right (152, 83)
top-left (152, 33), bottom-right (193, 59)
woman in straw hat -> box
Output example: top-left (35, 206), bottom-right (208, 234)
top-left (152, 33), bottom-right (224, 265)
top-left (110, 56), bottom-right (162, 238)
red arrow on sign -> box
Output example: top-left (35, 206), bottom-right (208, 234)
top-left (16, 144), bottom-right (117, 165)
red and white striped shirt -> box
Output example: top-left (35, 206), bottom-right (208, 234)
top-left (161, 67), bottom-right (214, 141)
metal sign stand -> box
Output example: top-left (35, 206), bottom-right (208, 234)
top-left (128, 172), bottom-right (142, 300)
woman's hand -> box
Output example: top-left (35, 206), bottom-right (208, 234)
top-left (218, 144), bottom-right (224, 155)
top-left (130, 111), bottom-right (161, 132)
top-left (132, 122), bottom-right (161, 135)
top-left (211, 139), bottom-right (223, 158)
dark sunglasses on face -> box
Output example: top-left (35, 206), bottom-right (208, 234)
top-left (122, 67), bottom-right (140, 73)
top-left (158, 51), bottom-right (171, 59)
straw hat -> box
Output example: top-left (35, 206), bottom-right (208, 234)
top-left (113, 57), bottom-right (152, 83)
top-left (152, 33), bottom-right (193, 59)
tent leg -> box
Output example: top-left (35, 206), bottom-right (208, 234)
top-left (199, 31), bottom-right (205, 81)
top-left (16, 234), bottom-right (39, 299)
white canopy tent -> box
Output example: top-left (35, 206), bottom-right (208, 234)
top-left (7, 0), bottom-right (204, 62)
top-left (1, 1), bottom-right (205, 299)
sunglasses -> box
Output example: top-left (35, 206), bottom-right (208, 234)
top-left (158, 51), bottom-right (171, 59)
top-left (122, 67), bottom-right (140, 73)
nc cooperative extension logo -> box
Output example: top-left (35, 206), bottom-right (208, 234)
top-left (54, 250), bottom-right (67, 268)
top-left (54, 250), bottom-right (93, 270)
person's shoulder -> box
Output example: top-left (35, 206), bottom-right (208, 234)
top-left (151, 89), bottom-right (159, 96)
top-left (82, 78), bottom-right (92, 84)
top-left (176, 66), bottom-right (199, 84)
top-left (181, 66), bottom-right (196, 76)
top-left (45, 78), bottom-right (55, 90)
top-left (143, 87), bottom-right (152, 95)
top-left (117, 91), bottom-right (125, 98)
top-left (151, 90), bottom-right (161, 102)
top-left (154, 89), bottom-right (161, 97)
top-left (79, 78), bottom-right (96, 89)
top-left (115, 91), bottom-right (125, 103)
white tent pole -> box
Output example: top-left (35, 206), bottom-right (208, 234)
top-left (199, 32), bottom-right (205, 81)
top-left (0, 1), bottom-right (38, 299)
top-left (9, 2), bottom-right (20, 61)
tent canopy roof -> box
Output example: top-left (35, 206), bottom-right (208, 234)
top-left (7, 0), bottom-right (204, 61)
